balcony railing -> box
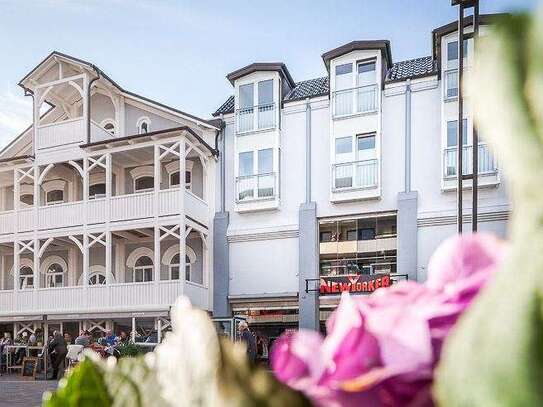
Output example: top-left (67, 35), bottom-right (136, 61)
top-left (443, 143), bottom-right (497, 178)
top-left (235, 103), bottom-right (276, 134)
top-left (332, 159), bottom-right (378, 191)
top-left (236, 172), bottom-right (276, 202)
top-left (332, 84), bottom-right (378, 118)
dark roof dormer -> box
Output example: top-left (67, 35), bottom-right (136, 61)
top-left (321, 40), bottom-right (393, 72)
top-left (226, 62), bottom-right (295, 88)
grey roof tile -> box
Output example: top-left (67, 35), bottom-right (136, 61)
top-left (213, 95), bottom-right (234, 116)
top-left (386, 56), bottom-right (437, 82)
top-left (284, 77), bottom-right (329, 101)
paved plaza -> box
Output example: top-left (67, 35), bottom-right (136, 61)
top-left (0, 376), bottom-right (58, 407)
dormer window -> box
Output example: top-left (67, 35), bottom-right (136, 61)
top-left (333, 60), bottom-right (377, 117)
top-left (236, 80), bottom-right (276, 133)
top-left (100, 119), bottom-right (116, 135)
top-left (137, 117), bottom-right (151, 134)
top-left (335, 63), bottom-right (353, 90)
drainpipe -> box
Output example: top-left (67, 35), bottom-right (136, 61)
top-left (305, 98), bottom-right (312, 203)
top-left (86, 66), bottom-right (101, 144)
top-left (404, 79), bottom-right (412, 193)
top-left (220, 114), bottom-right (226, 212)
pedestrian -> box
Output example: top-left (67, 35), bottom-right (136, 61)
top-left (48, 331), bottom-right (67, 380)
top-left (238, 321), bottom-right (256, 363)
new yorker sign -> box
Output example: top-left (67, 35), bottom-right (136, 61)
top-left (320, 274), bottom-right (391, 295)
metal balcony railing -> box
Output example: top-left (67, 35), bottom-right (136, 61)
top-left (443, 143), bottom-right (497, 178)
top-left (332, 159), bottom-right (378, 191)
top-left (235, 103), bottom-right (276, 134)
top-left (235, 172), bottom-right (276, 202)
top-left (332, 84), bottom-right (378, 117)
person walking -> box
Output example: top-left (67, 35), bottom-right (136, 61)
top-left (238, 321), bottom-right (256, 364)
top-left (48, 331), bottom-right (67, 380)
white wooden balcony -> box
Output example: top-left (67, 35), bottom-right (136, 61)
top-left (0, 280), bottom-right (209, 316)
top-left (0, 189), bottom-right (208, 235)
top-left (36, 118), bottom-right (113, 152)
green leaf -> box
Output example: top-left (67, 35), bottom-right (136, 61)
top-left (43, 358), bottom-right (111, 407)
top-left (434, 11), bottom-right (543, 406)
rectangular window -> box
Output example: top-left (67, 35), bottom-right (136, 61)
top-left (447, 40), bottom-right (468, 61)
top-left (258, 149), bottom-right (273, 174)
top-left (258, 80), bottom-right (273, 105)
top-left (446, 70), bottom-right (459, 98)
top-left (335, 63), bottom-right (353, 90)
top-left (239, 83), bottom-right (254, 108)
top-left (357, 61), bottom-right (376, 86)
top-left (357, 134), bottom-right (376, 151)
top-left (238, 151), bottom-right (254, 176)
top-left (447, 119), bottom-right (468, 147)
top-left (335, 137), bottom-right (352, 155)
top-left (320, 231), bottom-right (332, 242)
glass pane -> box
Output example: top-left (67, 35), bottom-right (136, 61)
top-left (47, 190), bottom-right (63, 203)
top-left (144, 268), bottom-right (152, 282)
top-left (135, 270), bottom-right (143, 282)
top-left (357, 135), bottom-right (375, 151)
top-left (170, 172), bottom-right (180, 186)
top-left (239, 83), bottom-right (254, 108)
top-left (258, 149), bottom-right (273, 174)
top-left (447, 41), bottom-right (458, 61)
top-left (239, 151), bottom-right (254, 177)
top-left (258, 80), bottom-right (273, 105)
top-left (20, 194), bottom-right (33, 205)
top-left (446, 71), bottom-right (458, 98)
top-left (171, 266), bottom-right (179, 280)
top-left (447, 120), bottom-right (468, 147)
top-left (335, 63), bottom-right (352, 90)
top-left (89, 183), bottom-right (106, 197)
top-left (357, 61), bottom-right (376, 86)
top-left (135, 176), bottom-right (154, 191)
top-left (135, 256), bottom-right (153, 267)
top-left (335, 137), bottom-right (352, 155)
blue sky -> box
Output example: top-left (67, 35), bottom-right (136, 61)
top-left (0, 0), bottom-right (539, 147)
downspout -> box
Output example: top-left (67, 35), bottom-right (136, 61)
top-left (86, 66), bottom-right (101, 144)
top-left (219, 114), bottom-right (226, 212)
top-left (305, 98), bottom-right (312, 203)
top-left (404, 79), bottom-right (412, 193)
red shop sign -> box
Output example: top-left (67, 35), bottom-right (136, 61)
top-left (320, 274), bottom-right (391, 295)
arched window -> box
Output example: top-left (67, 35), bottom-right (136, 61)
top-left (137, 117), bottom-right (151, 134)
top-left (130, 166), bottom-right (154, 192)
top-left (162, 245), bottom-right (196, 282)
top-left (133, 256), bottom-right (153, 283)
top-left (42, 180), bottom-right (66, 205)
top-left (41, 256), bottom-right (67, 288)
top-left (45, 263), bottom-right (65, 288)
top-left (89, 272), bottom-right (107, 285)
top-left (100, 119), bottom-right (116, 135)
top-left (19, 266), bottom-right (34, 289)
top-left (165, 161), bottom-right (193, 191)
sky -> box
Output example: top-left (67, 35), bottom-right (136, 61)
top-left (0, 0), bottom-right (540, 148)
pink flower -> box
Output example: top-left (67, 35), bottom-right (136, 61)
top-left (272, 233), bottom-right (504, 406)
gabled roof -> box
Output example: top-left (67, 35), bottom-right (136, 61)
top-left (385, 56), bottom-right (438, 83)
top-left (18, 51), bottom-right (219, 130)
top-left (322, 40), bottom-right (393, 71)
top-left (226, 63), bottom-right (296, 88)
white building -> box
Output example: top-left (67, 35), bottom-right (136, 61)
top-left (211, 14), bottom-right (508, 335)
top-left (0, 14), bottom-right (509, 343)
top-left (0, 52), bottom-right (219, 341)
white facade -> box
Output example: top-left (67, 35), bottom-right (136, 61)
top-left (213, 16), bottom-right (509, 324)
top-left (0, 53), bottom-right (218, 339)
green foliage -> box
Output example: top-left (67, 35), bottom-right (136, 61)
top-left (116, 342), bottom-right (145, 358)
top-left (434, 11), bottom-right (543, 406)
top-left (43, 358), bottom-right (112, 407)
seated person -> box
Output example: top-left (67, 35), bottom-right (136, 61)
top-left (14, 331), bottom-right (29, 365)
top-left (103, 330), bottom-right (117, 347)
top-left (74, 330), bottom-right (91, 347)
top-left (118, 331), bottom-right (129, 344)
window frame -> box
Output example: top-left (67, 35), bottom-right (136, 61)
top-left (132, 256), bottom-right (154, 283)
top-left (136, 117), bottom-right (151, 134)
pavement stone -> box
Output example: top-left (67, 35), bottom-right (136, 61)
top-left (0, 376), bottom-right (58, 407)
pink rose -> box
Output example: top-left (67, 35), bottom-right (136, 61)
top-left (272, 233), bottom-right (504, 406)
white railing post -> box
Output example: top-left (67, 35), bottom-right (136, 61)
top-left (33, 239), bottom-right (40, 290)
top-left (83, 234), bottom-right (89, 287)
top-left (13, 241), bottom-right (19, 292)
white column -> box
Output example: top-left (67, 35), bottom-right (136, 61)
top-left (131, 317), bottom-right (136, 343)
top-left (13, 241), bottom-right (19, 292)
top-left (154, 145), bottom-right (161, 287)
top-left (106, 231), bottom-right (112, 285)
top-left (13, 169), bottom-right (20, 213)
top-left (33, 239), bottom-right (40, 289)
top-left (154, 226), bottom-right (160, 285)
top-left (83, 234), bottom-right (89, 287)
top-left (179, 140), bottom-right (186, 292)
